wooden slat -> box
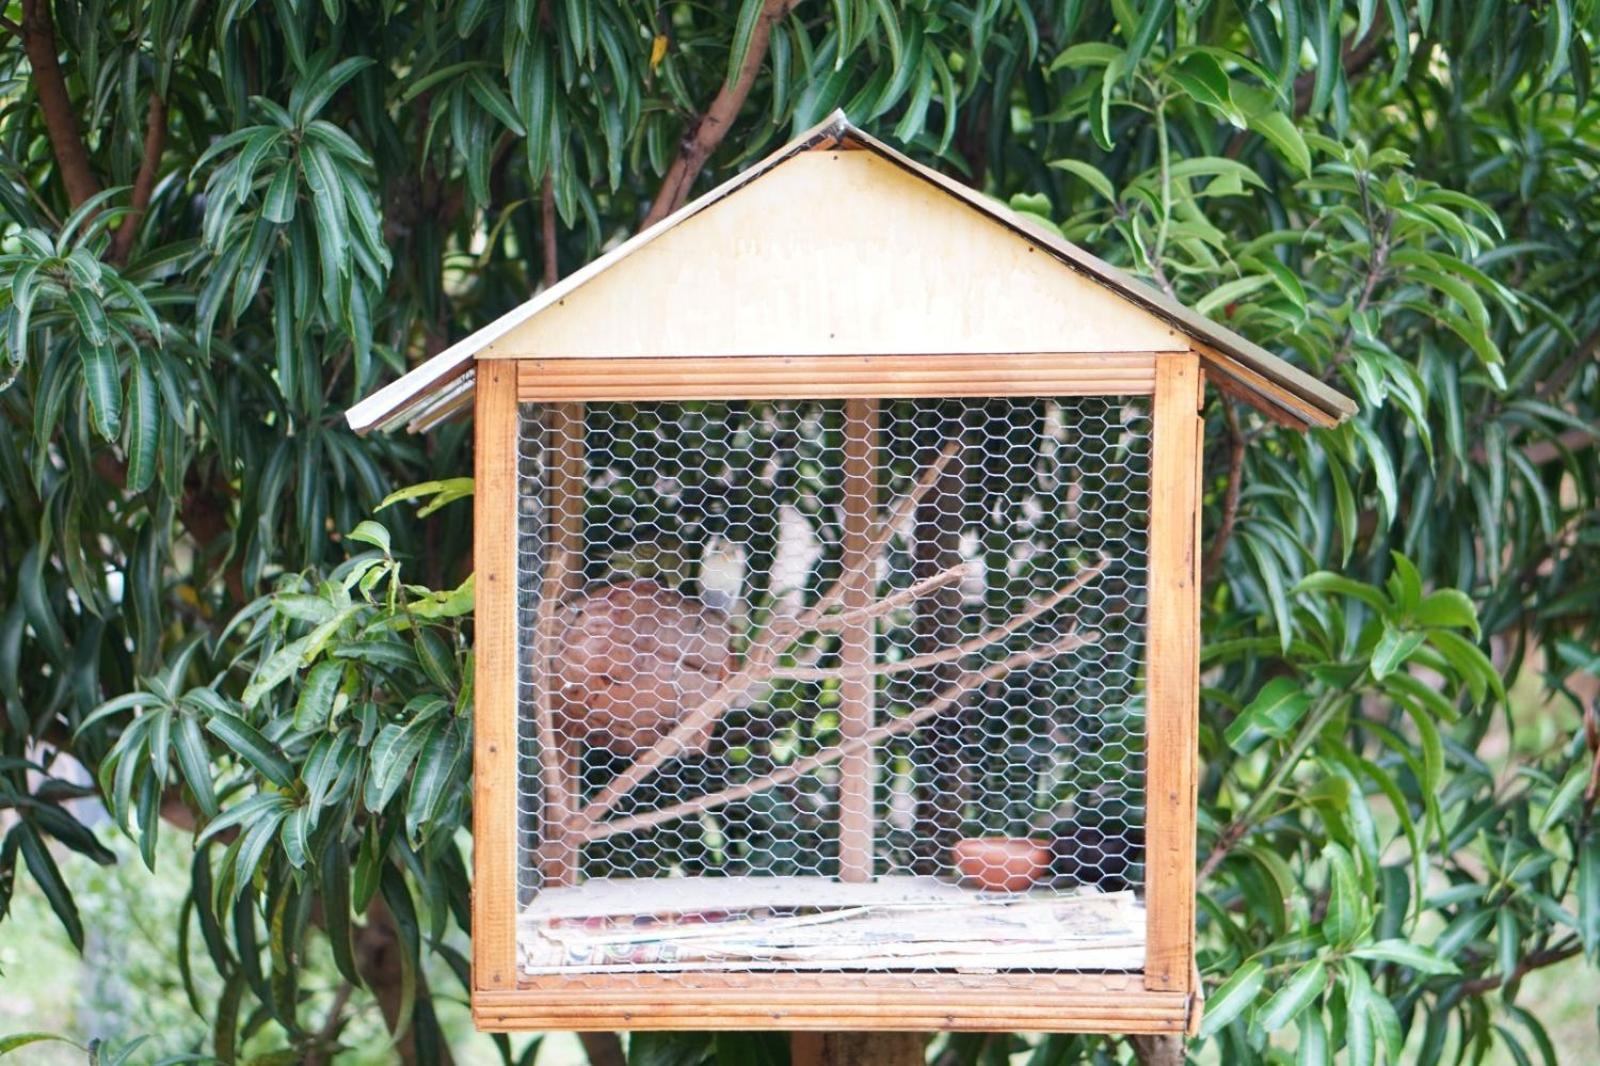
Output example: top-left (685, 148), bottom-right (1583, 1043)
top-left (472, 361), bottom-right (519, 990)
top-left (473, 979), bottom-right (1189, 1033)
top-left (535, 402), bottom-right (586, 887)
top-left (837, 398), bottom-right (878, 880)
top-left (1144, 353), bottom-right (1203, 993)
top-left (517, 353), bottom-right (1156, 402)
top-left (1188, 339), bottom-right (1325, 429)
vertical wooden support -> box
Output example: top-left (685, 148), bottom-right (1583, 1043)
top-left (473, 361), bottom-right (519, 990)
top-left (1145, 353), bottom-right (1202, 993)
top-left (536, 402), bottom-right (587, 887)
top-left (837, 397), bottom-right (879, 881)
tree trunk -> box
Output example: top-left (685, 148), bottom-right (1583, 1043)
top-left (1130, 1034), bottom-right (1186, 1066)
top-left (791, 1032), bottom-right (926, 1066)
top-left (357, 899), bottom-right (454, 1066)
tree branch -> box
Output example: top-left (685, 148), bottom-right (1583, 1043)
top-left (21, 0), bottom-right (102, 209)
top-left (540, 174), bottom-right (559, 288)
top-left (1292, 24), bottom-right (1387, 117)
top-left (1459, 941), bottom-right (1582, 996)
top-left (640, 0), bottom-right (795, 227)
top-left (1534, 323), bottom-right (1600, 401)
top-left (110, 91), bottom-right (167, 263)
top-left (1202, 399), bottom-right (1244, 579)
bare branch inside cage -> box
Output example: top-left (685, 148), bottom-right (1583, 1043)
top-left (575, 627), bottom-right (1100, 843)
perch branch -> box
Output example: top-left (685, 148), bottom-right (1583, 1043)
top-left (804, 561), bottom-right (968, 632)
top-left (575, 442), bottom-right (962, 823)
top-left (770, 559), bottom-right (1107, 682)
top-left (576, 629), bottom-right (1099, 843)
top-left (533, 545), bottom-right (580, 881)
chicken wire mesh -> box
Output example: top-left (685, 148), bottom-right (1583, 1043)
top-left (514, 396), bottom-right (1150, 980)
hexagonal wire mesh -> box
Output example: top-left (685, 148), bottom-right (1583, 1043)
top-left (515, 397), bottom-right (1150, 982)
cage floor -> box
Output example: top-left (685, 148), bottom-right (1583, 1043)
top-left (517, 876), bottom-right (1145, 975)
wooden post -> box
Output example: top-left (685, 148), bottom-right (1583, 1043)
top-left (473, 361), bottom-right (520, 989)
top-left (837, 397), bottom-right (879, 881)
top-left (1144, 353), bottom-right (1202, 993)
top-left (536, 401), bottom-right (587, 887)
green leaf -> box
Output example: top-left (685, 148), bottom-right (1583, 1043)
top-left (1048, 159), bottom-right (1116, 202)
top-left (1413, 589), bottom-right (1479, 635)
top-left (293, 661), bottom-right (344, 733)
top-left (205, 713), bottom-right (296, 788)
top-left (1225, 676), bottom-right (1313, 751)
top-left (406, 721), bottom-right (463, 843)
top-left (1297, 1011), bottom-right (1330, 1066)
top-left (293, 56), bottom-right (374, 123)
top-left (1195, 274), bottom-right (1275, 319)
top-left (1243, 103), bottom-right (1311, 175)
top-left (347, 520), bottom-right (391, 553)
top-left (1370, 625), bottom-right (1426, 680)
top-left (124, 354), bottom-right (159, 493)
top-left (1257, 960), bottom-right (1327, 1032)
top-left (1295, 572), bottom-right (1390, 613)
top-left (16, 821), bottom-right (85, 950)
top-left (1122, 0), bottom-right (1174, 76)
top-left (175, 713), bottom-right (220, 818)
top-left (1323, 842), bottom-right (1363, 947)
top-left (1428, 629), bottom-right (1506, 704)
top-left (726, 0), bottom-right (768, 89)
top-left (320, 851), bottom-right (362, 986)
top-left (262, 166), bottom-right (297, 223)
top-left (1349, 939), bottom-right (1460, 974)
top-left (78, 339), bottom-right (122, 441)
top-left (1579, 833), bottom-right (1600, 956)
top-left (1343, 962), bottom-right (1376, 1066)
top-left (0, 1034), bottom-right (81, 1056)
top-left (1050, 43), bottom-right (1124, 70)
top-left (242, 635), bottom-right (313, 708)
top-left (1198, 959), bottom-right (1265, 1037)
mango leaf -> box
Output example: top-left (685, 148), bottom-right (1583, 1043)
top-left (1225, 677), bottom-right (1313, 751)
top-left (1349, 939), bottom-right (1460, 974)
top-left (1257, 959), bottom-right (1327, 1032)
top-left (1198, 958), bottom-right (1265, 1037)
top-left (1048, 159), bottom-right (1116, 201)
top-left (205, 714), bottom-right (295, 788)
top-left (1370, 625), bottom-right (1426, 680)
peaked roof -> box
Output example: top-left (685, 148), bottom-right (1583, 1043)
top-left (346, 113), bottom-right (1355, 435)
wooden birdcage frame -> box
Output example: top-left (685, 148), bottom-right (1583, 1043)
top-left (345, 113), bottom-right (1355, 1037)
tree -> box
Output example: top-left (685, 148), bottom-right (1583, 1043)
top-left (2, 1), bottom-right (1598, 1063)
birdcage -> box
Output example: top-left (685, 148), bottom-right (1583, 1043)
top-left (345, 114), bottom-right (1355, 1035)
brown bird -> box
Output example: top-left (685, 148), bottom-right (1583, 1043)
top-left (551, 579), bottom-right (735, 758)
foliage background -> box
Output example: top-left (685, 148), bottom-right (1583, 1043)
top-left (2, 0), bottom-right (1599, 1063)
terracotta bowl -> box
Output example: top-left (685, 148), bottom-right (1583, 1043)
top-left (952, 836), bottom-right (1052, 893)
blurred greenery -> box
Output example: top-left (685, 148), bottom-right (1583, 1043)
top-left (3, 0), bottom-right (1600, 1063)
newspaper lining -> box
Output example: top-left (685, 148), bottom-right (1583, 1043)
top-left (518, 876), bottom-right (1145, 974)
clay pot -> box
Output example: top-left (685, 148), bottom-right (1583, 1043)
top-left (952, 836), bottom-right (1052, 893)
top-left (552, 579), bottom-right (735, 757)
